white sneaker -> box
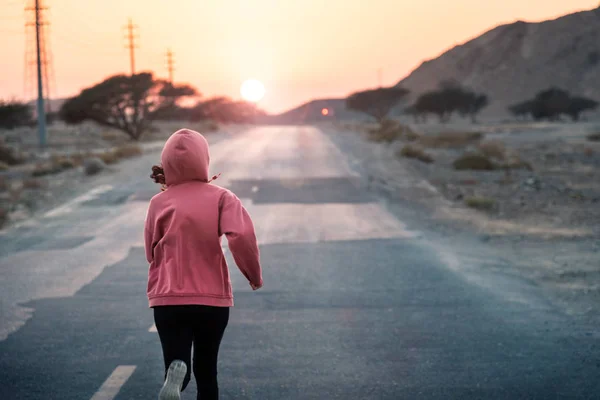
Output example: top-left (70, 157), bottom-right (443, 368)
top-left (158, 360), bottom-right (187, 400)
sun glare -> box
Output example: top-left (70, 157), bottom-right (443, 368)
top-left (240, 79), bottom-right (266, 103)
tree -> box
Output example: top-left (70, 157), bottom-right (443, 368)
top-left (508, 88), bottom-right (598, 122)
top-left (346, 87), bottom-right (410, 123)
top-left (508, 100), bottom-right (535, 120)
top-left (468, 94), bottom-right (489, 123)
top-left (410, 83), bottom-right (489, 123)
top-left (566, 96), bottom-right (598, 121)
top-left (151, 83), bottom-right (199, 121)
top-left (0, 100), bottom-right (32, 129)
top-left (188, 97), bottom-right (266, 123)
top-left (60, 73), bottom-right (195, 140)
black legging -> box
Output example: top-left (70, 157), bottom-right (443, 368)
top-left (153, 305), bottom-right (230, 400)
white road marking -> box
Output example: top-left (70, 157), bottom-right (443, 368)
top-left (90, 365), bottom-right (136, 400)
top-left (149, 324), bottom-right (157, 332)
top-left (44, 184), bottom-right (114, 218)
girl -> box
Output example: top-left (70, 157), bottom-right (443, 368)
top-left (145, 128), bottom-right (263, 400)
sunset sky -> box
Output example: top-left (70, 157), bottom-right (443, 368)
top-left (0, 0), bottom-right (598, 114)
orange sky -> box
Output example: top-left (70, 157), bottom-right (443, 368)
top-left (0, 0), bottom-right (598, 114)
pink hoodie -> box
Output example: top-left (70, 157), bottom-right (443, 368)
top-left (144, 129), bottom-right (263, 307)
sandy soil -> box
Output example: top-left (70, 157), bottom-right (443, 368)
top-left (325, 120), bottom-right (600, 322)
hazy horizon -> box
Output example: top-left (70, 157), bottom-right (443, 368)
top-left (1, 0), bottom-right (598, 114)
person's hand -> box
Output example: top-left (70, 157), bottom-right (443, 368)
top-left (250, 281), bottom-right (263, 291)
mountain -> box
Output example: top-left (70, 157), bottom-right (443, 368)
top-left (395, 7), bottom-right (600, 118)
top-left (260, 98), bottom-right (367, 124)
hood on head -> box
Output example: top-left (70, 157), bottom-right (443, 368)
top-left (161, 129), bottom-right (211, 186)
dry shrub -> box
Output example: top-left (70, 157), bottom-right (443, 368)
top-left (587, 133), bottom-right (600, 142)
top-left (398, 145), bottom-right (434, 163)
top-left (32, 162), bottom-right (64, 177)
top-left (22, 178), bottom-right (46, 190)
top-left (453, 153), bottom-right (496, 171)
top-left (465, 196), bottom-right (495, 211)
top-left (0, 141), bottom-right (25, 165)
top-left (98, 151), bottom-right (119, 165)
top-left (478, 140), bottom-right (506, 160)
top-left (368, 120), bottom-right (403, 143)
top-left (419, 131), bottom-right (483, 148)
top-left (0, 206), bottom-right (7, 228)
top-left (50, 155), bottom-right (77, 170)
top-left (204, 120), bottom-right (220, 132)
top-left (70, 152), bottom-right (90, 167)
top-left (404, 130), bottom-right (420, 142)
top-left (0, 161), bottom-right (8, 171)
top-left (113, 144), bottom-right (143, 159)
top-left (101, 130), bottom-right (121, 142)
top-left (503, 155), bottom-right (533, 171)
top-left (370, 121), bottom-right (419, 143)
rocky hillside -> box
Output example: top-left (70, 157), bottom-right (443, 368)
top-left (396, 7), bottom-right (600, 118)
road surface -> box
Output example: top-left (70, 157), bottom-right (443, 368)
top-left (0, 126), bottom-right (598, 399)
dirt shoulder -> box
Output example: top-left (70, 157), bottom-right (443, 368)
top-left (324, 120), bottom-right (600, 322)
top-left (0, 122), bottom-right (225, 230)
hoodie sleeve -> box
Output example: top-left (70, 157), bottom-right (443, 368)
top-left (144, 204), bottom-right (155, 264)
top-left (219, 190), bottom-right (263, 286)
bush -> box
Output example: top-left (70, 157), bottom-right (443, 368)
top-left (501, 155), bottom-right (533, 171)
top-left (0, 141), bottom-right (25, 165)
top-left (404, 129), bottom-right (420, 142)
top-left (465, 196), bottom-right (495, 211)
top-left (453, 153), bottom-right (496, 170)
top-left (101, 130), bottom-right (122, 142)
top-left (368, 120), bottom-right (417, 143)
top-left (50, 155), bottom-right (77, 170)
top-left (0, 206), bottom-right (7, 228)
top-left (22, 178), bottom-right (46, 190)
top-left (204, 120), bottom-right (220, 132)
top-left (32, 162), bottom-right (65, 177)
top-left (587, 133), bottom-right (600, 142)
top-left (83, 157), bottom-right (106, 175)
top-left (478, 140), bottom-right (506, 160)
top-left (0, 100), bottom-right (33, 129)
top-left (418, 131), bottom-right (483, 148)
top-left (398, 145), bottom-right (434, 163)
top-left (113, 144), bottom-right (143, 159)
top-left (98, 151), bottom-right (119, 165)
top-left (0, 161), bottom-right (8, 171)
top-left (367, 120), bottom-right (402, 143)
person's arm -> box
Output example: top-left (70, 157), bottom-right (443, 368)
top-left (144, 205), bottom-right (155, 264)
top-left (219, 190), bottom-right (263, 289)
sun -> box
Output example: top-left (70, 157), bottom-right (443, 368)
top-left (240, 79), bottom-right (266, 103)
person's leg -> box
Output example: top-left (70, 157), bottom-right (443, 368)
top-left (154, 306), bottom-right (194, 391)
top-left (191, 306), bottom-right (230, 400)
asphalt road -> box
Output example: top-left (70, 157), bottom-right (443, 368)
top-left (0, 126), bottom-right (598, 400)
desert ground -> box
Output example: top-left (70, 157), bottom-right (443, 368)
top-left (328, 118), bottom-right (600, 321)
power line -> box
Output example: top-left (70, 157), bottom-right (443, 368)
top-left (123, 18), bottom-right (138, 75)
top-left (166, 48), bottom-right (174, 83)
top-left (25, 0), bottom-right (50, 148)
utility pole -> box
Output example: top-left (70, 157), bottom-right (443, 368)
top-left (166, 48), bottom-right (174, 83)
top-left (124, 18), bottom-right (138, 75)
top-left (26, 0), bottom-right (48, 148)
